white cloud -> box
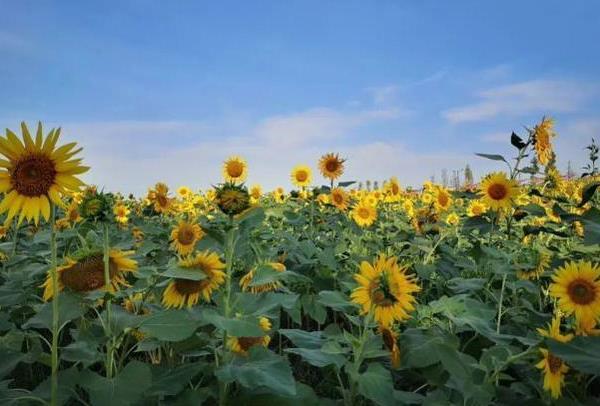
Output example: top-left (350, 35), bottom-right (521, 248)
top-left (366, 85), bottom-right (399, 105)
top-left (442, 79), bottom-right (593, 123)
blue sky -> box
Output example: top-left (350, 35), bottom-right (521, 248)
top-left (1, 1), bottom-right (600, 194)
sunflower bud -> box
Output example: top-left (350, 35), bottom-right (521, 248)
top-left (79, 188), bottom-right (114, 223)
top-left (214, 183), bottom-right (251, 216)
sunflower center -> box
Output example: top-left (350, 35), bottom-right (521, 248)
top-left (237, 336), bottom-right (264, 352)
top-left (325, 160), bottom-right (339, 172)
top-left (11, 153), bottom-right (57, 197)
top-left (391, 184), bottom-right (399, 195)
top-left (567, 279), bottom-right (596, 305)
top-left (333, 193), bottom-right (343, 204)
top-left (547, 353), bottom-right (563, 374)
top-left (371, 275), bottom-right (396, 307)
top-left (156, 194), bottom-right (168, 207)
top-left (227, 161), bottom-right (244, 178)
top-left (358, 207), bottom-right (371, 219)
top-left (173, 278), bottom-right (210, 295)
top-left (177, 225), bottom-right (196, 245)
top-left (487, 183), bottom-right (508, 200)
top-left (60, 254), bottom-right (118, 293)
top-left (296, 170), bottom-right (308, 182)
top-left (438, 194), bottom-right (449, 207)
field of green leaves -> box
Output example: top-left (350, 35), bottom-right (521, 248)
top-left (0, 119), bottom-right (600, 405)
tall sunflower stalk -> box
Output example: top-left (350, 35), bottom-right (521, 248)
top-left (102, 222), bottom-right (115, 378)
top-left (49, 204), bottom-right (59, 406)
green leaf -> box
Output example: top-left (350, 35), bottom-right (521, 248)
top-left (547, 336), bottom-right (600, 374)
top-left (139, 310), bottom-right (199, 342)
top-left (358, 363), bottom-right (395, 406)
top-left (578, 181), bottom-right (600, 207)
top-left (249, 263), bottom-right (284, 287)
top-left (581, 207), bottom-right (600, 245)
top-left (475, 153), bottom-right (507, 162)
top-left (337, 181), bottom-right (357, 188)
top-left (278, 329), bottom-right (324, 349)
top-left (0, 349), bottom-right (26, 379)
top-left (79, 361), bottom-right (152, 406)
top-left (216, 347), bottom-right (296, 396)
top-left (200, 310), bottom-right (266, 336)
top-left (23, 292), bottom-right (87, 331)
top-left (162, 261), bottom-right (208, 281)
top-left (147, 363), bottom-right (204, 397)
top-left (61, 340), bottom-right (101, 367)
top-left (285, 347), bottom-right (346, 368)
top-left (317, 290), bottom-right (356, 312)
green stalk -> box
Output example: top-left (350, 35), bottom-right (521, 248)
top-left (219, 217), bottom-right (237, 406)
top-left (102, 222), bottom-right (114, 378)
top-left (49, 204), bottom-right (59, 406)
top-left (496, 273), bottom-right (507, 334)
top-left (349, 311), bottom-right (373, 404)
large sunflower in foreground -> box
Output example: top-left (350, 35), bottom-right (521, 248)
top-left (162, 251), bottom-right (225, 308)
top-left (222, 156), bottom-right (248, 183)
top-left (0, 122), bottom-right (88, 225)
top-left (351, 254), bottom-right (420, 327)
top-left (318, 153), bottom-right (345, 181)
top-left (533, 117), bottom-right (556, 166)
top-left (536, 317), bottom-right (572, 399)
top-left (351, 201), bottom-right (377, 227)
top-left (227, 317), bottom-right (272, 356)
top-left (42, 250), bottom-right (137, 300)
top-left (549, 261), bottom-right (600, 326)
top-left (290, 165), bottom-right (312, 188)
top-left (478, 172), bottom-right (519, 211)
top-left (170, 220), bottom-right (204, 256)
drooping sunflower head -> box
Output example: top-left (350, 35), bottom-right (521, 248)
top-left (214, 183), bottom-right (251, 216)
top-left (549, 261), bottom-right (600, 327)
top-left (42, 249), bottom-right (138, 301)
top-left (162, 251), bottom-right (226, 308)
top-left (479, 172), bottom-right (519, 211)
top-left (170, 220), bottom-right (204, 256)
top-left (351, 254), bottom-right (421, 327)
top-left (240, 262), bottom-right (286, 293)
top-left (536, 348), bottom-right (569, 399)
top-left (379, 326), bottom-right (400, 369)
top-left (318, 153), bottom-right (345, 181)
top-left (0, 122), bottom-right (89, 225)
top-left (351, 201), bottom-right (377, 228)
top-left (290, 165), bottom-right (312, 188)
top-left (330, 187), bottom-right (349, 211)
top-left (222, 156), bottom-right (248, 183)
top-left (227, 316), bottom-right (272, 356)
top-left (533, 117), bottom-right (556, 166)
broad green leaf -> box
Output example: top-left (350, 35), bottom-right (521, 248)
top-left (358, 363), bottom-right (395, 406)
top-left (279, 329), bottom-right (324, 349)
top-left (285, 347), bottom-right (346, 368)
top-left (139, 310), bottom-right (199, 342)
top-left (317, 290), bottom-right (356, 312)
top-left (547, 336), bottom-right (600, 375)
top-left (79, 361), bottom-right (152, 406)
top-left (249, 263), bottom-right (284, 287)
top-left (475, 153), bottom-right (507, 162)
top-left (23, 292), bottom-right (87, 331)
top-left (200, 311), bottom-right (266, 337)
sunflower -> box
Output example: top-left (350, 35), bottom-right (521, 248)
top-left (536, 317), bottom-right (572, 399)
top-left (177, 186), bottom-right (192, 199)
top-left (42, 250), bottom-right (138, 300)
top-left (215, 183), bottom-right (251, 216)
top-left (222, 156), bottom-right (248, 183)
top-left (113, 202), bottom-right (130, 225)
top-left (445, 212), bottom-right (460, 226)
top-left (249, 184), bottom-right (262, 202)
top-left (170, 221), bottom-right (204, 256)
top-left (351, 201), bottom-right (377, 228)
top-left (162, 251), bottom-right (225, 308)
top-left (351, 254), bottom-right (420, 327)
top-left (380, 326), bottom-right (400, 369)
top-left (516, 249), bottom-right (551, 280)
top-left (478, 172), bottom-right (519, 211)
top-left (533, 117), bottom-right (556, 166)
top-left (227, 317), bottom-right (272, 356)
top-left (549, 261), bottom-right (600, 327)
top-left (384, 177), bottom-right (402, 201)
top-left (240, 262), bottom-right (285, 293)
top-left (0, 122), bottom-right (88, 225)
top-left (433, 187), bottom-right (452, 212)
top-left (318, 153), bottom-right (345, 181)
top-left (290, 165), bottom-right (312, 188)
top-left (466, 200), bottom-right (487, 217)
top-left (330, 187), bottom-right (349, 211)
top-left (148, 182), bottom-right (173, 214)
top-left (421, 192), bottom-right (433, 205)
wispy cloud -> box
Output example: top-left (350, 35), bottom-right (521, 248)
top-left (0, 31), bottom-right (30, 53)
top-left (442, 79), bottom-right (593, 123)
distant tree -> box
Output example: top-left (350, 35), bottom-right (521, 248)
top-left (464, 164), bottom-right (474, 186)
top-left (358, 182), bottom-right (363, 190)
top-left (366, 180), bottom-right (372, 191)
top-left (430, 175), bottom-right (436, 184)
top-left (566, 161), bottom-right (576, 179)
top-left (529, 156), bottom-right (540, 183)
top-left (373, 181), bottom-right (379, 190)
top-left (451, 170), bottom-right (461, 190)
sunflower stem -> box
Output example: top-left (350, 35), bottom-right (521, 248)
top-left (102, 222), bottom-right (114, 378)
top-left (496, 273), bottom-right (507, 334)
top-left (49, 203), bottom-right (59, 406)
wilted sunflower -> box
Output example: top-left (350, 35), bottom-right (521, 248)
top-left (533, 117), bottom-right (556, 166)
top-left (479, 172), bottom-right (519, 211)
top-left (215, 183), bottom-right (250, 216)
top-left (170, 221), bottom-right (204, 256)
top-left (380, 326), bottom-right (400, 369)
top-left (330, 187), bottom-right (349, 211)
top-left (351, 201), bottom-right (377, 227)
top-left (466, 200), bottom-right (487, 217)
top-left (549, 261), bottom-right (600, 327)
top-left (351, 254), bottom-right (420, 327)
top-left (433, 187), bottom-right (452, 212)
top-left (536, 317), bottom-right (572, 399)
top-left (42, 250), bottom-right (137, 300)
top-left (240, 262), bottom-right (285, 293)
top-left (162, 251), bottom-right (225, 308)
top-left (318, 153), bottom-right (345, 181)
top-left (290, 165), bottom-right (312, 188)
top-left (0, 122), bottom-right (88, 225)
top-left (222, 156), bottom-right (248, 183)
top-left (516, 249), bottom-right (551, 280)
top-left (227, 317), bottom-right (271, 356)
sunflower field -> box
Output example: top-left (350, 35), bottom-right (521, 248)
top-left (1, 119), bottom-right (600, 406)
